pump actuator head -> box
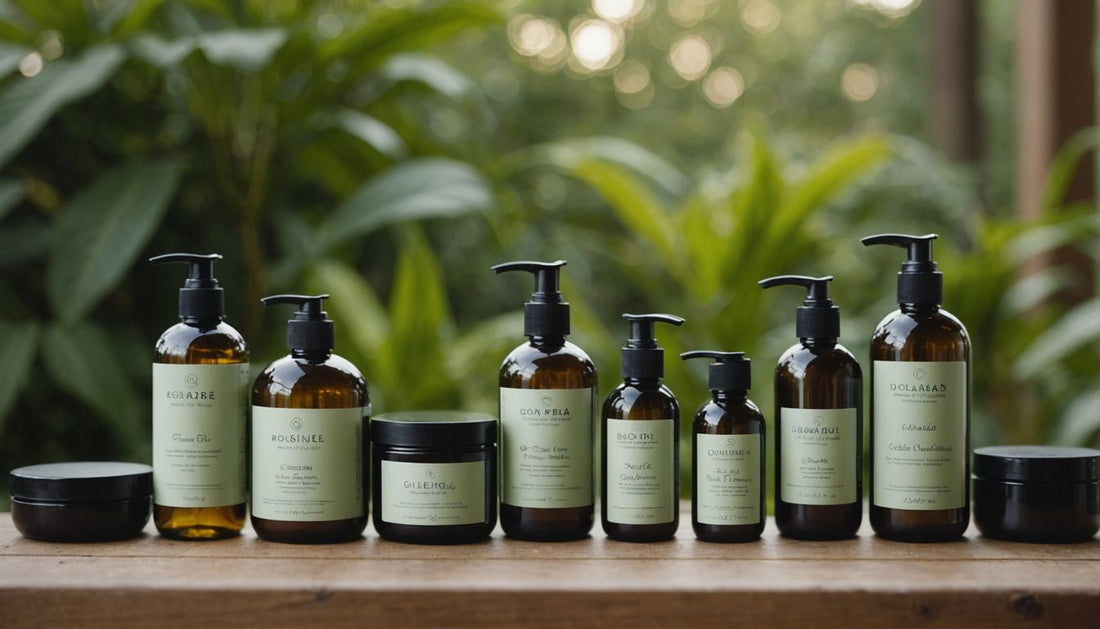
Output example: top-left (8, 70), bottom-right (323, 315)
top-left (149, 253), bottom-right (225, 321)
top-left (860, 233), bottom-right (942, 306)
top-left (758, 275), bottom-right (840, 341)
top-left (620, 313), bottom-right (684, 379)
top-left (261, 294), bottom-right (334, 354)
top-left (491, 260), bottom-right (570, 337)
top-left (681, 350), bottom-right (751, 392)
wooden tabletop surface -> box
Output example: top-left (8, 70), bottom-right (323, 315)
top-left (1, 510), bottom-right (1098, 628)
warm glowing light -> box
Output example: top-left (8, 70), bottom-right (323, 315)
top-left (851, 0), bottom-right (920, 19)
top-left (669, 0), bottom-right (714, 27)
top-left (669, 34), bottom-right (711, 81)
top-left (741, 0), bottom-right (782, 34)
top-left (593, 0), bottom-right (642, 23)
top-left (509, 15), bottom-right (559, 57)
top-left (19, 52), bottom-right (42, 77)
top-left (38, 30), bottom-right (63, 61)
top-left (703, 66), bottom-right (744, 108)
top-left (613, 59), bottom-right (650, 94)
top-left (571, 19), bottom-right (621, 71)
top-left (841, 63), bottom-right (878, 101)
top-left (316, 13), bottom-right (343, 38)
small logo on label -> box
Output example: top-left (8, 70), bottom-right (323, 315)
top-left (184, 373), bottom-right (199, 388)
top-left (726, 437), bottom-right (735, 447)
top-left (541, 396), bottom-right (552, 407)
top-left (814, 415), bottom-right (825, 427)
top-left (914, 368), bottom-right (927, 382)
top-left (426, 469), bottom-right (438, 480)
top-left (291, 417), bottom-right (303, 431)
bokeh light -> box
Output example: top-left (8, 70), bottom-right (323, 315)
top-left (571, 19), bottom-right (623, 72)
top-left (613, 59), bottom-right (651, 94)
top-left (741, 0), bottom-right (782, 34)
top-left (703, 66), bottom-right (745, 108)
top-left (19, 52), bottom-right (42, 77)
top-left (669, 34), bottom-right (712, 81)
top-left (668, 0), bottom-right (716, 27)
top-left (841, 63), bottom-right (879, 101)
top-left (508, 14), bottom-right (569, 72)
top-left (851, 0), bottom-right (920, 19)
top-left (592, 0), bottom-right (643, 23)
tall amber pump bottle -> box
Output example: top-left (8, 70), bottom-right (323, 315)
top-left (681, 351), bottom-right (765, 542)
top-left (601, 313), bottom-right (684, 542)
top-left (251, 294), bottom-right (368, 544)
top-left (862, 234), bottom-right (971, 542)
top-left (759, 275), bottom-right (862, 540)
top-left (150, 253), bottom-right (248, 540)
top-left (493, 260), bottom-right (597, 541)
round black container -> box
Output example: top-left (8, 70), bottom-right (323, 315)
top-left (10, 462), bottom-right (153, 542)
top-left (973, 446), bottom-right (1100, 543)
top-left (372, 411), bottom-right (497, 544)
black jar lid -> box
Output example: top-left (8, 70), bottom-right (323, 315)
top-left (10, 462), bottom-right (153, 503)
top-left (372, 411), bottom-right (497, 448)
top-left (973, 446), bottom-right (1100, 483)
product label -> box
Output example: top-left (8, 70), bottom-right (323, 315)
top-left (780, 407), bottom-right (858, 505)
top-left (251, 406), bottom-right (365, 522)
top-left (696, 433), bottom-right (760, 525)
top-left (500, 387), bottom-right (594, 508)
top-left (152, 362), bottom-right (249, 507)
top-left (605, 418), bottom-right (675, 525)
top-left (873, 361), bottom-right (967, 510)
top-left (380, 460), bottom-right (485, 526)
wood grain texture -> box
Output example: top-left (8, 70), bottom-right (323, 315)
top-left (1, 512), bottom-right (1098, 628)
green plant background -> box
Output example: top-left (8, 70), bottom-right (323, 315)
top-left (0, 0), bottom-right (1097, 510)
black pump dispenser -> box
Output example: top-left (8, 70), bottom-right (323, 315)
top-left (261, 294), bottom-right (335, 354)
top-left (620, 313), bottom-right (684, 379)
top-left (491, 260), bottom-right (570, 337)
top-left (861, 233), bottom-right (943, 306)
top-left (149, 253), bottom-right (225, 322)
top-left (681, 351), bottom-right (751, 392)
top-left (759, 275), bottom-right (840, 341)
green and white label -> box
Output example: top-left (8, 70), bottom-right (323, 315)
top-left (873, 360), bottom-right (967, 510)
top-left (696, 433), bottom-right (760, 526)
top-left (251, 406), bottom-right (365, 522)
top-left (605, 418), bottom-right (675, 525)
top-left (780, 407), bottom-right (858, 505)
top-left (152, 362), bottom-right (249, 507)
top-left (500, 387), bottom-right (594, 508)
top-left (380, 460), bottom-right (485, 526)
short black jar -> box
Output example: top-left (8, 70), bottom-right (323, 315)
top-left (372, 411), bottom-right (497, 544)
top-left (973, 446), bottom-right (1099, 543)
top-left (10, 462), bottom-right (153, 542)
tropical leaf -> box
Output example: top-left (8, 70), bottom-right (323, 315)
top-left (1048, 388), bottom-right (1100, 446)
top-left (304, 260), bottom-right (390, 357)
top-left (0, 217), bottom-right (49, 269)
top-left (1014, 296), bottom-right (1100, 378)
top-left (0, 177), bottom-right (23, 221)
top-left (332, 108), bottom-right (407, 160)
top-left (380, 53), bottom-right (479, 102)
top-left (0, 41), bottom-right (30, 80)
top-left (47, 160), bottom-right (180, 324)
top-left (0, 320), bottom-right (39, 428)
top-left (130, 33), bottom-right (195, 67)
top-left (197, 28), bottom-right (287, 72)
top-left (510, 136), bottom-right (691, 197)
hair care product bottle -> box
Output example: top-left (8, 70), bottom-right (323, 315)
top-left (251, 294), bottom-right (368, 543)
top-left (601, 313), bottom-right (684, 542)
top-left (681, 351), bottom-right (765, 542)
top-left (759, 275), bottom-right (862, 539)
top-left (862, 233), bottom-right (970, 542)
top-left (493, 260), bottom-right (597, 540)
top-left (150, 253), bottom-right (248, 540)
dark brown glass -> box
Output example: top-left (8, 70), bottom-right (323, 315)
top-left (154, 320), bottom-right (248, 540)
top-left (692, 391), bottom-right (766, 542)
top-left (251, 351), bottom-right (368, 544)
top-left (775, 340), bottom-right (862, 539)
top-left (870, 304), bottom-right (970, 542)
top-left (601, 378), bottom-right (679, 542)
top-left (499, 335), bottom-right (597, 540)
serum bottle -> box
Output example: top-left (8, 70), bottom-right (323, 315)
top-left (681, 351), bottom-right (765, 542)
top-left (601, 313), bottom-right (684, 542)
top-left (759, 275), bottom-right (862, 539)
top-left (493, 260), bottom-right (597, 541)
top-left (150, 253), bottom-right (248, 540)
top-left (862, 234), bottom-right (971, 542)
top-left (251, 294), bottom-right (368, 543)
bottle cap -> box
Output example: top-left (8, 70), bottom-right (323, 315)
top-left (261, 294), bottom-right (334, 353)
top-left (491, 260), bottom-right (570, 337)
top-left (860, 233), bottom-right (943, 306)
top-left (758, 275), bottom-right (840, 341)
top-left (620, 313), bottom-right (684, 379)
top-left (149, 253), bottom-right (225, 321)
top-left (680, 350), bottom-right (751, 391)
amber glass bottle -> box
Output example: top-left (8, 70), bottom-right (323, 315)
top-left (150, 253), bottom-right (248, 540)
top-left (761, 275), bottom-right (862, 540)
top-left (601, 314), bottom-right (683, 542)
top-left (494, 260), bottom-right (597, 541)
top-left (863, 234), bottom-right (971, 542)
top-left (682, 351), bottom-right (766, 543)
top-left (251, 294), bottom-right (368, 544)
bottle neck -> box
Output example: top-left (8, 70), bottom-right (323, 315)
top-left (182, 315), bottom-right (222, 330)
top-left (900, 302), bottom-right (940, 316)
top-left (292, 349), bottom-right (332, 363)
top-left (800, 337), bottom-right (837, 349)
top-left (529, 335), bottom-right (566, 351)
top-left (713, 390), bottom-right (747, 403)
top-left (624, 376), bottom-right (661, 388)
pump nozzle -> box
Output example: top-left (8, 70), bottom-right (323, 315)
top-left (261, 294), bottom-right (334, 354)
top-left (620, 313), bottom-right (684, 379)
top-left (758, 275), bottom-right (840, 341)
top-left (681, 350), bottom-right (751, 392)
top-left (149, 252), bottom-right (225, 321)
top-left (860, 233), bottom-right (942, 306)
top-left (491, 260), bottom-right (570, 337)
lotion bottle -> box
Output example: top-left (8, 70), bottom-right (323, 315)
top-left (862, 233), bottom-right (970, 542)
top-left (493, 260), bottom-right (597, 541)
top-left (150, 253), bottom-right (249, 540)
top-left (251, 294), bottom-right (368, 544)
top-left (759, 275), bottom-right (862, 539)
top-left (601, 313), bottom-right (684, 542)
top-left (681, 351), bottom-right (765, 542)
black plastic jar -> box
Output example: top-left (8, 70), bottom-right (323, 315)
top-left (372, 411), bottom-right (497, 544)
top-left (10, 462), bottom-right (153, 542)
top-left (973, 446), bottom-right (1100, 543)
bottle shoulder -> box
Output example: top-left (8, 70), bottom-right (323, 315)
top-left (603, 382), bottom-right (679, 419)
top-left (692, 396), bottom-right (764, 431)
top-left (253, 354), bottom-right (368, 407)
top-left (154, 321), bottom-right (248, 363)
top-left (776, 343), bottom-right (863, 379)
top-left (871, 308), bottom-right (971, 361)
top-left (500, 339), bottom-right (598, 388)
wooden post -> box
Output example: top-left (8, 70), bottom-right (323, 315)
top-left (930, 0), bottom-right (981, 164)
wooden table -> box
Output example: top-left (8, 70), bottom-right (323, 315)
top-left (1, 511), bottom-right (1097, 628)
